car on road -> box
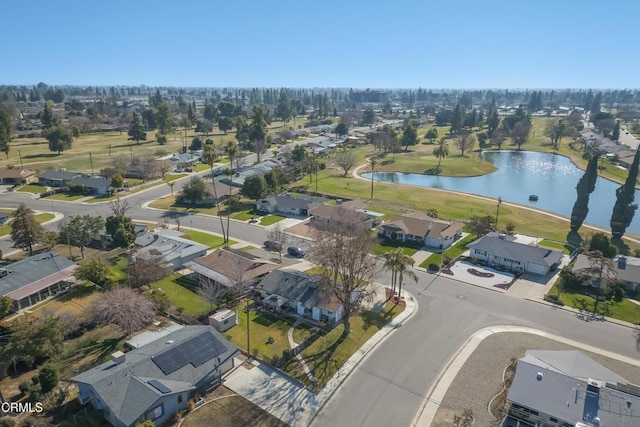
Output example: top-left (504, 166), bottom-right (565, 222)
top-left (287, 246), bottom-right (305, 258)
top-left (264, 240), bottom-right (282, 251)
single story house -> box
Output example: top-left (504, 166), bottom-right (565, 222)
top-left (572, 254), bottom-right (640, 291)
top-left (72, 325), bottom-right (238, 427)
top-left (70, 176), bottom-right (112, 195)
top-left (379, 211), bottom-right (464, 250)
top-left (157, 153), bottom-right (199, 170)
top-left (467, 233), bottom-right (563, 275)
top-left (0, 252), bottom-right (77, 311)
top-left (184, 248), bottom-right (277, 289)
top-left (38, 170), bottom-right (82, 187)
top-left (257, 194), bottom-right (327, 216)
top-left (208, 181), bottom-right (240, 205)
top-left (258, 269), bottom-right (342, 326)
top-left (0, 168), bottom-right (36, 185)
top-left (309, 199), bottom-right (375, 230)
top-left (135, 230), bottom-right (208, 269)
top-left (506, 350), bottom-right (640, 427)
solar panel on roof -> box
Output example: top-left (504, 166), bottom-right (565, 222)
top-left (152, 332), bottom-right (226, 375)
top-left (148, 379), bottom-right (172, 394)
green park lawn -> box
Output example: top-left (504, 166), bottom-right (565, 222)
top-left (282, 302), bottom-right (404, 388)
top-left (182, 229), bottom-right (234, 248)
top-left (260, 214), bottom-right (286, 226)
top-left (151, 274), bottom-right (211, 316)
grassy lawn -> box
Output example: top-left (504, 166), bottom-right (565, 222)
top-left (182, 229), bottom-right (234, 248)
top-left (1, 212), bottom-right (58, 236)
top-left (151, 274), bottom-right (211, 316)
top-left (232, 205), bottom-right (262, 221)
top-left (195, 163), bottom-right (210, 172)
top-left (107, 254), bottom-right (129, 283)
top-left (163, 173), bottom-right (188, 182)
top-left (549, 283), bottom-right (640, 323)
top-left (282, 302), bottom-right (404, 388)
top-left (419, 233), bottom-right (476, 268)
top-left (539, 239), bottom-right (573, 254)
top-left (260, 214), bottom-right (286, 226)
top-left (371, 238), bottom-right (419, 256)
top-left (16, 184), bottom-right (47, 193)
top-left (44, 192), bottom-right (85, 201)
top-left (223, 302), bottom-right (296, 360)
top-left (371, 150), bottom-right (497, 177)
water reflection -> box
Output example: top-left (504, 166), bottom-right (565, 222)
top-left (364, 151), bottom-right (640, 235)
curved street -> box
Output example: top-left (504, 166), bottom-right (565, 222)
top-left (1, 162), bottom-right (640, 427)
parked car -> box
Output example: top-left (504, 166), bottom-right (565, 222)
top-left (264, 240), bottom-right (282, 251)
top-left (212, 168), bottom-right (224, 177)
top-left (287, 246), bottom-right (305, 258)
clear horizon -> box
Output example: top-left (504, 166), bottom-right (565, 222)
top-left (3, 0), bottom-right (639, 89)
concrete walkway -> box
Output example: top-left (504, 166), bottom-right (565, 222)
top-left (224, 290), bottom-right (418, 427)
top-left (412, 325), bottom-right (640, 427)
top-left (288, 319), bottom-right (317, 384)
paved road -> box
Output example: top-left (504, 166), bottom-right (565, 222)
top-left (619, 125), bottom-right (639, 150)
top-left (311, 272), bottom-right (640, 427)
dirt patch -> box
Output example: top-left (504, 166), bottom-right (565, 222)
top-left (286, 221), bottom-right (317, 239)
top-left (180, 386), bottom-right (287, 427)
top-left (433, 332), bottom-right (640, 427)
top-left (385, 287), bottom-right (407, 308)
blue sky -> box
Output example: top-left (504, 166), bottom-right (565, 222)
top-left (3, 0), bottom-right (639, 88)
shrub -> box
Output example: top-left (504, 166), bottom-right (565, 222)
top-left (187, 399), bottom-right (195, 412)
top-left (0, 417), bottom-right (16, 427)
top-left (19, 381), bottom-right (30, 395)
top-left (172, 411), bottom-right (182, 422)
top-left (31, 375), bottom-right (40, 385)
top-left (38, 363), bottom-right (59, 393)
top-left (611, 286), bottom-right (625, 303)
top-left (544, 293), bottom-right (565, 306)
top-left (428, 263), bottom-right (440, 272)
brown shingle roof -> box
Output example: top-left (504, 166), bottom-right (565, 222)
top-left (382, 212), bottom-right (464, 238)
top-left (0, 168), bottom-right (35, 179)
top-left (188, 249), bottom-right (277, 286)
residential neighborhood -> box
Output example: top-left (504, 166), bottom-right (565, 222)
top-left (2, 22), bottom-right (640, 427)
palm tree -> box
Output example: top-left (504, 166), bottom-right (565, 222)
top-left (303, 154), bottom-right (319, 184)
top-left (382, 249), bottom-right (400, 297)
top-left (224, 141), bottom-right (238, 176)
top-left (433, 138), bottom-right (450, 168)
top-left (395, 249), bottom-right (418, 301)
top-left (368, 157), bottom-right (378, 200)
top-left (167, 181), bottom-right (175, 196)
top-left (203, 143), bottom-right (227, 241)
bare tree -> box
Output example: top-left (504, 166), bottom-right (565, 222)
top-left (112, 155), bottom-right (129, 176)
top-left (108, 198), bottom-right (130, 217)
top-left (90, 287), bottom-right (156, 335)
top-left (266, 222), bottom-right (289, 263)
top-left (311, 211), bottom-right (377, 336)
top-left (198, 277), bottom-right (226, 311)
top-left (335, 149), bottom-right (357, 176)
top-left (456, 133), bottom-right (476, 156)
top-left (128, 257), bottom-right (172, 287)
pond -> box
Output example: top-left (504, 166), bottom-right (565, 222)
top-left (363, 151), bottom-right (640, 236)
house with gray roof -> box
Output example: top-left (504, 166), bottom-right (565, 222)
top-left (506, 350), bottom-right (640, 427)
top-left (257, 194), bottom-right (327, 216)
top-left (70, 176), bottom-right (112, 195)
top-left (38, 170), bottom-right (82, 187)
top-left (134, 230), bottom-right (208, 269)
top-left (258, 269), bottom-right (342, 326)
top-left (185, 248), bottom-right (277, 289)
top-left (379, 211), bottom-right (464, 250)
top-left (572, 253), bottom-right (640, 291)
top-left (72, 325), bottom-right (238, 427)
top-left (467, 233), bottom-right (563, 275)
top-left (0, 252), bottom-right (77, 311)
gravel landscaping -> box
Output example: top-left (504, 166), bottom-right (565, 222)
top-left (432, 332), bottom-right (640, 427)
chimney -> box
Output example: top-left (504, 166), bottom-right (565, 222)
top-left (111, 351), bottom-right (126, 365)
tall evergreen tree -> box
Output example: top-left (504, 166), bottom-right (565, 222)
top-left (610, 149), bottom-right (640, 238)
top-left (570, 155), bottom-right (599, 232)
top-left (0, 110), bottom-right (12, 159)
top-left (127, 112), bottom-right (147, 144)
top-left (10, 204), bottom-right (45, 256)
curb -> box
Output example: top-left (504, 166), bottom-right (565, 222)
top-left (411, 325), bottom-right (640, 427)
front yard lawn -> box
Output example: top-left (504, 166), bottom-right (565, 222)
top-left (44, 192), bottom-right (85, 201)
top-left (372, 238), bottom-right (419, 256)
top-left (183, 230), bottom-right (234, 248)
top-left (16, 184), bottom-right (47, 193)
top-left (223, 302), bottom-right (296, 361)
top-left (538, 239), bottom-right (573, 254)
top-left (163, 173), bottom-right (188, 182)
top-left (282, 302), bottom-right (404, 388)
top-left (260, 215), bottom-right (286, 226)
top-left (151, 274), bottom-right (211, 316)
top-left (549, 283), bottom-right (640, 324)
top-left (231, 205), bottom-right (262, 221)
top-left (419, 233), bottom-right (476, 268)
top-left (0, 213), bottom-right (55, 238)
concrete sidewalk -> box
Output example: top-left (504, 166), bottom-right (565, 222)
top-left (225, 290), bottom-right (418, 427)
top-left (412, 325), bottom-right (640, 427)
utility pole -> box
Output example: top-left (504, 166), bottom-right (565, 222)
top-left (495, 197), bottom-right (502, 231)
top-left (89, 153), bottom-right (94, 175)
top-left (18, 150), bottom-right (23, 169)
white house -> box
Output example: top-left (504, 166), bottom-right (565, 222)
top-left (257, 194), bottom-right (326, 216)
top-left (259, 269), bottom-right (343, 326)
top-left (379, 211), bottom-right (464, 250)
top-left (467, 233), bottom-right (563, 275)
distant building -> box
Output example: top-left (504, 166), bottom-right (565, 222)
top-left (349, 89), bottom-right (390, 103)
top-left (0, 252), bottom-right (77, 311)
top-left (38, 170), bottom-right (82, 187)
top-left (72, 325), bottom-right (238, 427)
top-left (257, 194), bottom-right (326, 216)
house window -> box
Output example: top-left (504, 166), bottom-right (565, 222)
top-left (223, 319), bottom-right (228, 325)
top-left (549, 417), bottom-right (558, 423)
top-left (146, 404), bottom-right (164, 420)
top-left (178, 394), bottom-right (183, 404)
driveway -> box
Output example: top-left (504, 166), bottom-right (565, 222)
top-left (448, 260), bottom-right (515, 289)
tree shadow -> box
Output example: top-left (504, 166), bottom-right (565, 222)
top-left (425, 167), bottom-right (442, 175)
top-left (23, 153), bottom-right (59, 159)
top-left (566, 231), bottom-right (583, 248)
top-left (611, 237), bottom-right (630, 255)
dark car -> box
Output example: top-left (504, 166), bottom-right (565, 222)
top-left (287, 246), bottom-right (305, 258)
top-left (264, 240), bottom-right (282, 251)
